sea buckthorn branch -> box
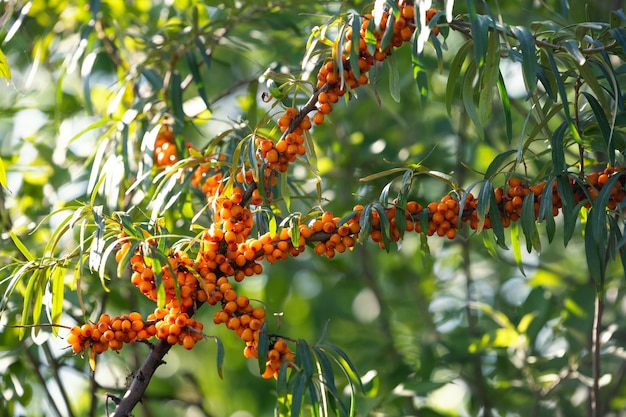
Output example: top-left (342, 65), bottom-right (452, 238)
top-left (62, 1), bottom-right (626, 415)
top-left (448, 17), bottom-right (620, 56)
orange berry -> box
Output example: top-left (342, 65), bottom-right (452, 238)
top-left (183, 334), bottom-right (195, 350)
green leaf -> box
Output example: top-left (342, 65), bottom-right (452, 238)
top-left (556, 174), bottom-right (577, 246)
top-left (446, 40), bottom-right (473, 115)
top-left (359, 204), bottom-right (373, 245)
top-left (312, 346), bottom-right (344, 413)
top-left (350, 13), bottom-right (361, 81)
top-left (478, 30), bottom-right (500, 126)
top-left (380, 13), bottom-right (395, 52)
top-left (488, 189), bottom-right (508, 249)
top-left (290, 372), bottom-right (306, 417)
top-left (372, 203), bottom-right (393, 252)
top-left (546, 50), bottom-right (581, 142)
top-left (476, 180), bottom-right (491, 233)
top-left (462, 61), bottom-right (484, 138)
top-left (550, 121), bottom-right (568, 174)
top-left (257, 322), bottom-right (269, 374)
top-left (590, 171), bottom-right (625, 244)
top-left (538, 177), bottom-right (557, 242)
top-left (50, 265), bottom-right (66, 335)
top-left (510, 222), bottom-right (525, 275)
top-left (194, 38), bottom-right (212, 71)
top-left (214, 336), bottom-right (225, 379)
top-left (0, 47), bottom-right (12, 82)
top-left (466, 1), bottom-right (489, 67)
top-left (388, 54), bottom-right (400, 103)
top-left (484, 149), bottom-right (517, 179)
top-left (582, 92), bottom-right (614, 166)
top-left (296, 339), bottom-right (315, 379)
top-left (511, 25), bottom-right (537, 94)
top-left (497, 74), bottom-right (513, 143)
top-left (9, 231), bottom-right (35, 261)
top-left (20, 270), bottom-right (44, 339)
top-left (562, 39), bottom-right (585, 65)
top-left (185, 50), bottom-right (211, 111)
top-left (89, 206), bottom-right (105, 271)
top-left (521, 192), bottom-right (539, 253)
top-left (578, 61), bottom-right (612, 118)
top-left (457, 180), bottom-right (481, 229)
top-left (319, 344), bottom-right (364, 393)
top-left (412, 39), bottom-right (428, 105)
top-left (0, 156), bottom-right (6, 188)
top-left (609, 28), bottom-right (626, 55)
top-left (169, 70), bottom-right (185, 133)
top-left (585, 216), bottom-right (606, 286)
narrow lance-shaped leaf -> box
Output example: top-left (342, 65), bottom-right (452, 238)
top-left (350, 13), bottom-right (361, 81)
top-left (20, 270), bottom-right (44, 339)
top-left (510, 222), bottom-right (525, 275)
top-left (185, 50), bottom-right (211, 111)
top-left (578, 60), bottom-right (612, 116)
top-left (538, 177), bottom-right (557, 243)
top-left (412, 35), bottom-right (428, 105)
top-left (582, 91), bottom-right (614, 166)
top-left (290, 372), bottom-right (306, 417)
top-left (89, 205), bottom-right (105, 271)
top-left (557, 174), bottom-right (577, 246)
top-left (462, 61), bottom-right (484, 138)
top-left (446, 40), bottom-right (473, 115)
top-left (214, 336), bottom-right (225, 379)
top-left (9, 231), bottom-right (35, 261)
top-left (497, 73), bottom-right (513, 143)
top-left (257, 322), bottom-right (269, 374)
top-left (479, 30), bottom-right (500, 126)
top-left (585, 216), bottom-right (607, 288)
top-left (466, 0), bottom-right (487, 66)
top-left (0, 156), bottom-right (7, 188)
top-left (476, 180), bottom-right (492, 233)
top-left (488, 189), bottom-right (508, 249)
top-left (169, 70), bottom-right (185, 134)
top-left (373, 203), bottom-right (393, 252)
top-left (511, 25), bottom-right (537, 94)
top-left (521, 192), bottom-right (540, 253)
top-left (50, 265), bottom-right (66, 335)
top-left (551, 121), bottom-right (568, 174)
top-left (388, 54), bottom-right (401, 103)
top-left (590, 171), bottom-right (625, 244)
top-left (546, 50), bottom-right (581, 141)
top-left (484, 149), bottom-right (517, 179)
top-left (0, 47), bottom-right (12, 83)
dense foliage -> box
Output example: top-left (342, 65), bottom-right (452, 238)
top-left (2, 0), bottom-right (626, 416)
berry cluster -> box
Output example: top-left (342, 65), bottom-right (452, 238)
top-left (67, 312), bottom-right (156, 354)
top-left (154, 124), bottom-right (178, 168)
top-left (258, 3), bottom-right (439, 178)
top-left (66, 0), bottom-right (626, 384)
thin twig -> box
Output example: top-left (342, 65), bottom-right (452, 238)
top-left (591, 285), bottom-right (604, 417)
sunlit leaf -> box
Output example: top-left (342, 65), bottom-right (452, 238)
top-left (510, 222), bottom-right (525, 275)
top-left (0, 47), bottom-right (12, 83)
top-left (50, 265), bottom-right (66, 335)
top-left (9, 231), bottom-right (34, 261)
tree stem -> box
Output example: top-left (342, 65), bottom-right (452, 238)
top-left (591, 287), bottom-right (604, 417)
top-left (111, 340), bottom-right (172, 417)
